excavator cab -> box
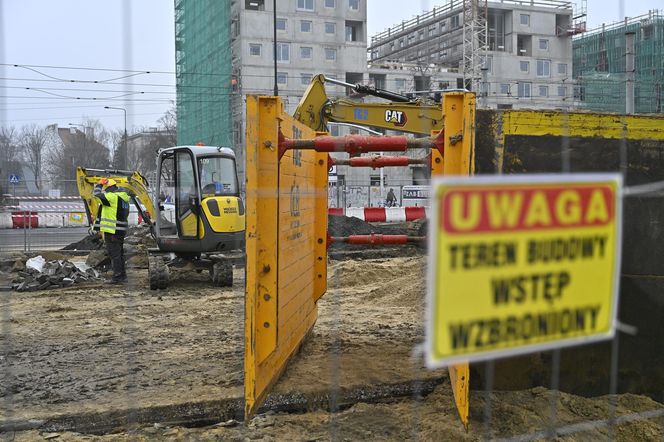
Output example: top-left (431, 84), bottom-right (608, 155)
top-left (149, 145), bottom-right (245, 289)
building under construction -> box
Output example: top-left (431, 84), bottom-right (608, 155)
top-left (174, 0), bottom-right (233, 149)
top-left (572, 10), bottom-right (664, 114)
top-left (368, 0), bottom-right (586, 109)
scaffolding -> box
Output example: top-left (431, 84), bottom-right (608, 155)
top-left (573, 10), bottom-right (664, 113)
top-left (462, 0), bottom-right (488, 92)
top-left (175, 0), bottom-right (233, 147)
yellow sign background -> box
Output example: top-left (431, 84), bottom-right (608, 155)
top-left (428, 175), bottom-right (621, 367)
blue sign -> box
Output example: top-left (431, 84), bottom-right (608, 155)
top-left (8, 174), bottom-right (20, 185)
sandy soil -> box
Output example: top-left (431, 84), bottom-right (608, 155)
top-left (2, 255), bottom-right (663, 441)
top-left (1, 256), bottom-right (436, 422)
top-left (1, 268), bottom-right (246, 420)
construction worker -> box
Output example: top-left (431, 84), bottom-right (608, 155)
top-left (93, 178), bottom-right (131, 284)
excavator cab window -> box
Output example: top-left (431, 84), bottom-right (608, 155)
top-left (176, 150), bottom-right (199, 239)
top-left (157, 152), bottom-right (178, 237)
top-left (198, 156), bottom-right (238, 198)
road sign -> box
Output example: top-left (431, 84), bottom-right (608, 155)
top-left (9, 174), bottom-right (20, 184)
top-left (426, 174), bottom-right (622, 367)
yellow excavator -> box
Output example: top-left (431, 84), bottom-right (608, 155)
top-left (293, 74), bottom-right (471, 429)
top-left (294, 73), bottom-right (445, 135)
top-left (76, 145), bottom-right (245, 289)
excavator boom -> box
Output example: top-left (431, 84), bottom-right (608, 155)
top-left (76, 167), bottom-right (156, 229)
top-left (293, 74), bottom-right (444, 135)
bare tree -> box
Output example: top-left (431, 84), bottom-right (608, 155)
top-left (0, 126), bottom-right (20, 195)
top-left (46, 120), bottom-right (111, 195)
top-left (111, 129), bottom-right (127, 170)
top-left (20, 124), bottom-right (48, 190)
top-left (0, 126), bottom-right (20, 163)
top-left (109, 129), bottom-right (124, 169)
top-left (158, 104), bottom-right (177, 146)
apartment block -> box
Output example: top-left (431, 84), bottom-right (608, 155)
top-left (368, 0), bottom-right (580, 109)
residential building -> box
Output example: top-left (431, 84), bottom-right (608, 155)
top-left (175, 0), bottom-right (368, 181)
top-left (573, 10), bottom-right (664, 113)
top-left (368, 0), bottom-right (583, 110)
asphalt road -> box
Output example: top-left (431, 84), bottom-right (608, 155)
top-left (0, 227), bottom-right (91, 252)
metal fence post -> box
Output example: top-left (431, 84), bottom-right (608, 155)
top-left (23, 210), bottom-right (27, 252)
top-left (27, 210), bottom-right (32, 252)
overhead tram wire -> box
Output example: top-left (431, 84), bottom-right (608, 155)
top-left (3, 102), bottom-right (174, 111)
top-left (0, 111), bottom-right (169, 124)
top-left (0, 62), bottom-right (231, 77)
top-left (1, 85), bottom-right (264, 98)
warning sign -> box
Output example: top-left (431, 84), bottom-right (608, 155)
top-left (426, 174), bottom-right (622, 367)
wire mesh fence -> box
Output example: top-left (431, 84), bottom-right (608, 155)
top-left (2, 0), bottom-right (664, 440)
top-left (2, 121), bottom-right (663, 440)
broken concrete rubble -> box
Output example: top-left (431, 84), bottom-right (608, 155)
top-left (12, 256), bottom-right (103, 292)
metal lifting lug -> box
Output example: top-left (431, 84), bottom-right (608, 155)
top-left (449, 133), bottom-right (463, 146)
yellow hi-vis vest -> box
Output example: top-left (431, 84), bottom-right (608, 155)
top-left (97, 191), bottom-right (131, 234)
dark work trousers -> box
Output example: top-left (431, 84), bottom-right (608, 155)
top-left (105, 234), bottom-right (126, 281)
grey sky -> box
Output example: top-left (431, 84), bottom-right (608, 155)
top-left (1, 0), bottom-right (660, 133)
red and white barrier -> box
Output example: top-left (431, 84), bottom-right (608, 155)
top-left (329, 207), bottom-right (429, 222)
top-left (3, 210), bottom-right (142, 229)
top-left (18, 204), bottom-right (85, 210)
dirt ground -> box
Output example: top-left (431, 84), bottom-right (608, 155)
top-left (2, 255), bottom-right (663, 440)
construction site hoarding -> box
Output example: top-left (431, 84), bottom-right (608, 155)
top-left (244, 96), bottom-right (328, 419)
top-left (473, 108), bottom-right (664, 395)
top-left (427, 174), bottom-right (622, 367)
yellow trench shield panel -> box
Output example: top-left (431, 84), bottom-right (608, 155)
top-left (245, 96), bottom-right (327, 419)
top-left (437, 92), bottom-right (476, 429)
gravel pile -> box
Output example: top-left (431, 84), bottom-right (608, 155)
top-left (61, 232), bottom-right (103, 251)
top-left (327, 215), bottom-right (378, 237)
